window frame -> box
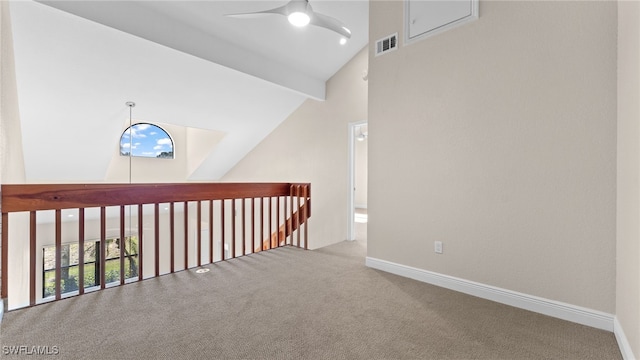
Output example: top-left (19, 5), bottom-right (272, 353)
top-left (119, 122), bottom-right (175, 159)
top-left (42, 237), bottom-right (139, 298)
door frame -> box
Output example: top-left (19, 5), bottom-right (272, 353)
top-left (347, 120), bottom-right (367, 241)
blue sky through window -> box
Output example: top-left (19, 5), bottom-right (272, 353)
top-left (120, 123), bottom-right (174, 159)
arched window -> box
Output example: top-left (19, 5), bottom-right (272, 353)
top-left (120, 123), bottom-right (174, 159)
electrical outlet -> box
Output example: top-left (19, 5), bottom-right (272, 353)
top-left (434, 241), bottom-right (443, 254)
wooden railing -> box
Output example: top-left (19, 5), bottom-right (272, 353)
top-left (0, 183), bottom-right (310, 309)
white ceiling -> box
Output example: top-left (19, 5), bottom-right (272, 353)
top-left (9, 0), bottom-right (369, 182)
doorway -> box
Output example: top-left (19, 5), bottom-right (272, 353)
top-left (348, 121), bottom-right (368, 241)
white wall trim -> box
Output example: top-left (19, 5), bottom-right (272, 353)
top-left (366, 257), bottom-right (614, 332)
top-left (614, 317), bottom-right (637, 360)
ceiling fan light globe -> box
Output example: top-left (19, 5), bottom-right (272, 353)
top-left (288, 11), bottom-right (311, 27)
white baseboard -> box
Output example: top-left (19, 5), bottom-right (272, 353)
top-left (366, 257), bottom-right (614, 332)
top-left (615, 317), bottom-right (637, 360)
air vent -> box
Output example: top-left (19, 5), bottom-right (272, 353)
top-left (375, 33), bottom-right (398, 57)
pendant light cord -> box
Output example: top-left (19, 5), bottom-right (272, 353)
top-left (125, 101), bottom-right (135, 261)
top-left (126, 102), bottom-right (135, 184)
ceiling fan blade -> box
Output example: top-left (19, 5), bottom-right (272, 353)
top-left (227, 0), bottom-right (351, 40)
top-left (225, 3), bottom-right (290, 19)
top-left (225, 12), bottom-right (274, 19)
top-left (310, 12), bottom-right (352, 39)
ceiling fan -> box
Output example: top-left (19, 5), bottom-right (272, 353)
top-left (227, 0), bottom-right (352, 42)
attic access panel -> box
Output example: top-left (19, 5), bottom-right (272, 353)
top-left (405, 0), bottom-right (478, 44)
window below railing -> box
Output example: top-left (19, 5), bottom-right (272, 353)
top-left (42, 236), bottom-right (139, 298)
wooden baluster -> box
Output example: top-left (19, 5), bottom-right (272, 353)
top-left (120, 206), bottom-right (125, 285)
top-left (221, 200), bottom-right (225, 260)
top-left (100, 207), bottom-right (106, 290)
top-left (55, 210), bottom-right (62, 300)
top-left (155, 203), bottom-right (160, 277)
top-left (289, 185), bottom-right (294, 245)
top-left (296, 186), bottom-right (301, 248)
top-left (284, 195), bottom-right (288, 245)
top-left (209, 200), bottom-right (214, 263)
top-left (79, 208), bottom-right (85, 293)
top-left (276, 196), bottom-right (281, 247)
top-left (251, 198), bottom-right (255, 254)
top-left (1, 212), bottom-right (8, 300)
top-left (170, 202), bottom-right (175, 273)
top-left (137, 204), bottom-right (143, 282)
top-left (29, 211), bottom-right (36, 305)
top-left (197, 201), bottom-right (202, 267)
top-left (242, 198), bottom-right (246, 256)
top-left (307, 184), bottom-right (312, 218)
top-left (303, 185), bottom-right (309, 250)
top-left (260, 198), bottom-right (264, 252)
top-left (184, 201), bottom-right (189, 269)
top-left (268, 197), bottom-right (273, 250)
top-left (231, 199), bottom-right (236, 259)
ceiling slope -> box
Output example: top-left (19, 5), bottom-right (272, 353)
top-left (38, 1), bottom-right (370, 101)
top-left (10, 1), bottom-right (308, 182)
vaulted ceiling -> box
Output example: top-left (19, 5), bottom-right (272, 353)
top-left (9, 1), bottom-right (368, 182)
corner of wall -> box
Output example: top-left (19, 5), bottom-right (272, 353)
top-left (615, 317), bottom-right (638, 360)
top-left (616, 0), bottom-right (640, 358)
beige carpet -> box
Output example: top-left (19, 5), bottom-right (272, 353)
top-left (0, 240), bottom-right (621, 360)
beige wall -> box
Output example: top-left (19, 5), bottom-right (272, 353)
top-left (368, 0), bottom-right (617, 313)
top-left (617, 0), bottom-right (640, 357)
top-left (222, 46), bottom-right (369, 249)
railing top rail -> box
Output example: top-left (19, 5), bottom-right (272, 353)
top-left (1, 182), bottom-right (310, 213)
